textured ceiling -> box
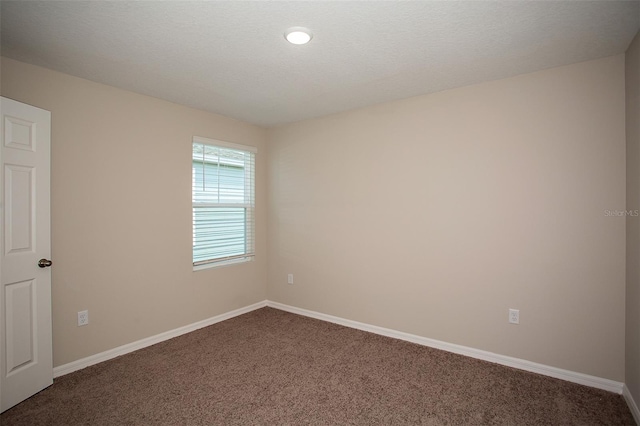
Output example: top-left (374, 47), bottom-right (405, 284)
top-left (1, 1), bottom-right (639, 127)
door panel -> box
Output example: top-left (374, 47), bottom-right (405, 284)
top-left (5, 279), bottom-right (35, 375)
top-left (5, 165), bottom-right (34, 254)
top-left (4, 115), bottom-right (35, 151)
top-left (0, 97), bottom-right (52, 413)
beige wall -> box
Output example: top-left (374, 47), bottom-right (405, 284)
top-left (626, 31), bottom-right (640, 403)
top-left (0, 57), bottom-right (268, 367)
top-left (267, 55), bottom-right (627, 381)
top-left (0, 52), bottom-right (630, 384)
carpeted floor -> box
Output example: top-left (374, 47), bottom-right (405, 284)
top-left (1, 307), bottom-right (635, 425)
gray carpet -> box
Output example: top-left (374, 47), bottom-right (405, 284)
top-left (1, 307), bottom-right (635, 425)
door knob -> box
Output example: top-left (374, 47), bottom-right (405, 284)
top-left (38, 258), bottom-right (52, 268)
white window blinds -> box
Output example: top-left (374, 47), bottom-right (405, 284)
top-left (192, 137), bottom-right (256, 267)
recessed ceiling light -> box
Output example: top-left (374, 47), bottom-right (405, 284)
top-left (285, 27), bottom-right (312, 45)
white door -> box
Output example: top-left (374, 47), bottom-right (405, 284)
top-left (0, 97), bottom-right (52, 413)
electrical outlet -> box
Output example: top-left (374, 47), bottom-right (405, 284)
top-left (287, 274), bottom-right (293, 285)
top-left (508, 309), bottom-right (519, 324)
top-left (78, 310), bottom-right (89, 326)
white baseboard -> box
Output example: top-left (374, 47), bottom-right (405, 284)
top-left (624, 384), bottom-right (640, 425)
top-left (266, 300), bottom-right (624, 395)
top-left (53, 300), bottom-right (267, 378)
top-left (53, 299), bottom-right (628, 403)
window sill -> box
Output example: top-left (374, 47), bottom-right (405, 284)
top-left (193, 256), bottom-right (253, 271)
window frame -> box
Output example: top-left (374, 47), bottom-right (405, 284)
top-left (192, 136), bottom-right (256, 271)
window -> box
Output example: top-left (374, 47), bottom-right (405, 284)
top-left (192, 137), bottom-right (256, 268)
